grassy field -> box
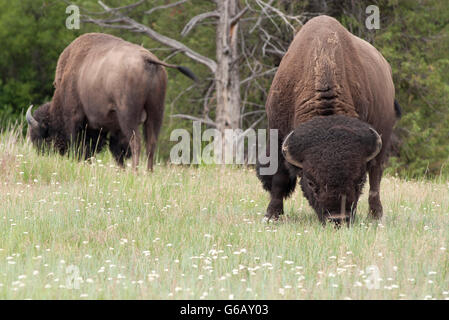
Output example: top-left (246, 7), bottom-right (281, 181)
top-left (1, 127), bottom-right (449, 300)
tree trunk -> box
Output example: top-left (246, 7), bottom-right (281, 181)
top-left (215, 0), bottom-right (241, 161)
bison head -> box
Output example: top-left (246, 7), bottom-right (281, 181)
top-left (26, 103), bottom-right (60, 153)
top-left (281, 115), bottom-right (382, 225)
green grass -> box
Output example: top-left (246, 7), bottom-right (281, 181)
top-left (1, 126), bottom-right (449, 300)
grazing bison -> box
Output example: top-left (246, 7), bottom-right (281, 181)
top-left (26, 33), bottom-right (197, 170)
top-left (257, 16), bottom-right (401, 225)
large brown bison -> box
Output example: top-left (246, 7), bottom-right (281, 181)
top-left (26, 33), bottom-right (196, 170)
top-left (257, 16), bottom-right (401, 225)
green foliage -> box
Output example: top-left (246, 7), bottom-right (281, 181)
top-left (373, 0), bottom-right (449, 177)
top-left (0, 0), bottom-right (84, 123)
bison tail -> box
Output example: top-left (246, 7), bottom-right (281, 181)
top-left (176, 66), bottom-right (198, 82)
top-left (394, 99), bottom-right (402, 119)
top-left (144, 56), bottom-right (198, 82)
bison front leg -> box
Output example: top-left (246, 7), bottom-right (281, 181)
top-left (368, 161), bottom-right (383, 219)
top-left (257, 159), bottom-right (297, 221)
top-left (267, 169), bottom-right (291, 220)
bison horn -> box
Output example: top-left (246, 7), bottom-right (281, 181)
top-left (282, 131), bottom-right (303, 168)
top-left (366, 128), bottom-right (382, 162)
top-left (26, 105), bottom-right (39, 128)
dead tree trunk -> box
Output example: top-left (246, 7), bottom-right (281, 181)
top-left (214, 0), bottom-right (242, 161)
top-left (215, 0), bottom-right (241, 133)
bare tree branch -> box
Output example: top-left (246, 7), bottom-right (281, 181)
top-left (181, 11), bottom-right (220, 37)
top-left (240, 67), bottom-right (277, 85)
top-left (82, 16), bottom-right (134, 30)
top-left (97, 0), bottom-right (146, 13)
top-left (202, 81), bottom-right (216, 118)
top-left (259, 26), bottom-right (287, 57)
top-left (168, 83), bottom-right (197, 121)
top-left (163, 49), bottom-right (182, 62)
top-left (254, 0), bottom-right (303, 33)
top-left (264, 48), bottom-right (284, 58)
top-left (246, 0), bottom-right (274, 33)
top-left (62, 0), bottom-right (144, 15)
top-left (171, 114), bottom-right (217, 127)
top-left (238, 114), bottom-right (266, 139)
top-left (145, 0), bottom-right (188, 15)
top-left (126, 17), bottom-right (218, 72)
top-left (240, 110), bottom-right (265, 118)
top-left (83, 1), bottom-right (217, 73)
top-left (231, 6), bottom-right (249, 27)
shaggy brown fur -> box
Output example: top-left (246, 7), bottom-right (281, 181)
top-left (257, 16), bottom-right (398, 224)
top-left (28, 33), bottom-right (196, 170)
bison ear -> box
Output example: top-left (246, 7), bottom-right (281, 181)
top-left (365, 128), bottom-right (382, 162)
top-left (281, 131), bottom-right (303, 168)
